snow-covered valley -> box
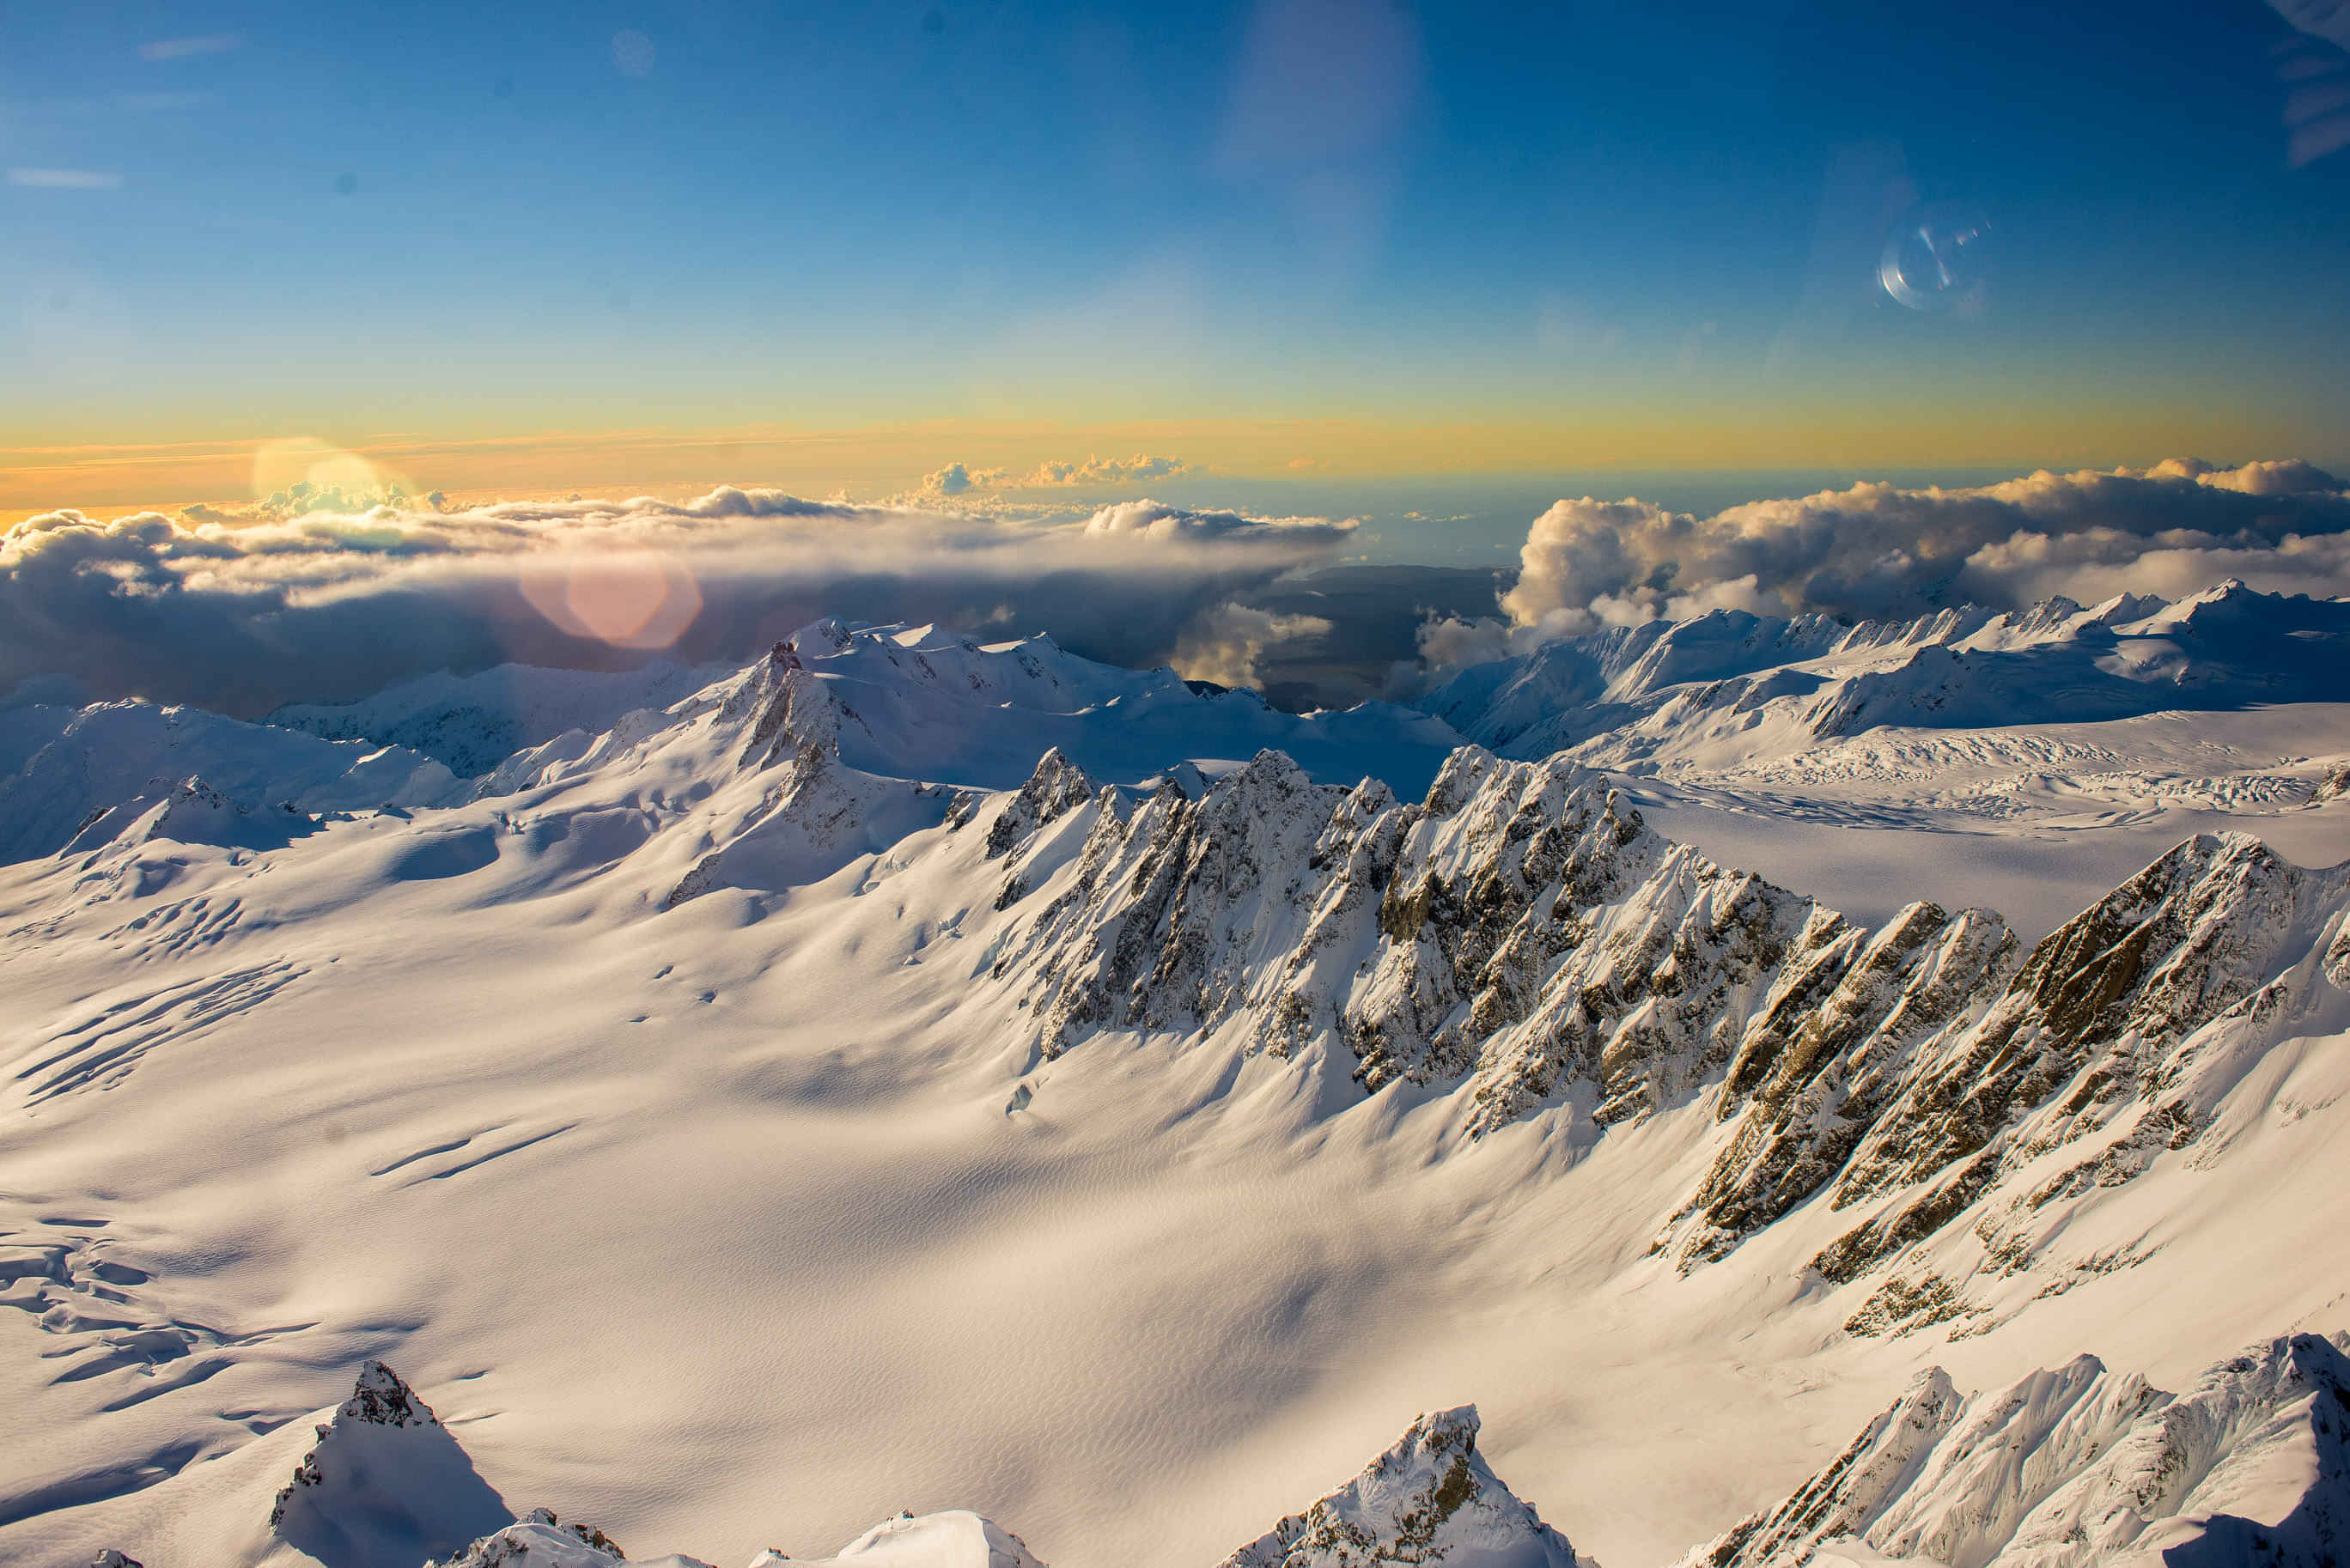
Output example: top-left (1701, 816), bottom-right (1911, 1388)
top-left (4, 596), bottom-right (2347, 1568)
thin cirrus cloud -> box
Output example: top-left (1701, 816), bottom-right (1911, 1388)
top-left (0, 488), bottom-right (1355, 716)
top-left (8, 169), bottom-right (124, 190)
top-left (1416, 458), bottom-right (2350, 670)
top-left (138, 33), bottom-right (241, 61)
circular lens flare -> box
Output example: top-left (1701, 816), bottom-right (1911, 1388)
top-left (1879, 204), bottom-right (1993, 312)
top-left (519, 553), bottom-right (703, 649)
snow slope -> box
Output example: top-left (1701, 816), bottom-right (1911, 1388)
top-left (2, 608), bottom-right (2347, 1568)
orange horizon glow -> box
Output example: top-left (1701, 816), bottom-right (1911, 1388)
top-left (1, 404), bottom-right (2328, 529)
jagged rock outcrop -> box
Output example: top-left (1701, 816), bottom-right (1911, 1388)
top-left (1219, 1405), bottom-right (1578, 1568)
top-left (88, 1553), bottom-right (143, 1568)
top-left (1669, 903), bottom-right (2021, 1264)
top-left (1686, 1333), bottom-right (2350, 1568)
top-left (1783, 834), bottom-right (2349, 1315)
top-left (985, 748), bottom-right (1095, 861)
top-left (989, 744), bottom-right (1841, 1144)
top-left (967, 738), bottom-right (2349, 1312)
top-left (270, 1361), bottom-right (510, 1568)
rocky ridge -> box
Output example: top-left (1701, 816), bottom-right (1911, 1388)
top-left (1687, 1332), bottom-right (2350, 1568)
top-left (949, 703), bottom-right (2350, 1314)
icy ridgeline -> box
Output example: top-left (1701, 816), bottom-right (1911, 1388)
top-left (1422, 580), bottom-right (2350, 775)
top-left (1686, 1333), bottom-right (2350, 1568)
top-left (90, 1362), bottom-right (1570, 1568)
top-left (0, 617), bottom-right (1466, 870)
top-left (429, 1508), bottom-right (1050, 1568)
top-left (100, 1348), bottom-right (2350, 1568)
top-left (0, 700), bottom-right (457, 865)
top-left (406, 1394), bottom-right (1583, 1568)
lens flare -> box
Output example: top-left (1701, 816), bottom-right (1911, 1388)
top-left (250, 438), bottom-right (417, 511)
top-left (1878, 204), bottom-right (1993, 312)
top-left (519, 552), bottom-right (702, 649)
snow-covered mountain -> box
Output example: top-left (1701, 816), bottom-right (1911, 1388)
top-left (1218, 1404), bottom-right (1578, 1568)
top-left (266, 660), bottom-right (734, 777)
top-left (0, 699), bottom-right (457, 865)
top-left (3, 599), bottom-right (2347, 1568)
top-left (1421, 583), bottom-right (2350, 776)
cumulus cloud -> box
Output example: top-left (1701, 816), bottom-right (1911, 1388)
top-left (922, 454), bottom-right (1199, 495)
top-left (0, 488), bottom-right (1354, 717)
top-left (1173, 604), bottom-right (1335, 690)
top-left (1412, 613), bottom-right (1511, 675)
top-left (1030, 453), bottom-right (1197, 485)
top-left (1408, 458), bottom-right (2350, 678)
top-left (1496, 457), bottom-right (2350, 639)
top-left (923, 462), bottom-right (979, 496)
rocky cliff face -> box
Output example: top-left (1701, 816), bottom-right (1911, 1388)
top-left (1687, 1333), bottom-right (2350, 1568)
top-left (983, 742), bottom-right (1836, 1145)
top-left (962, 733), bottom-right (2350, 1322)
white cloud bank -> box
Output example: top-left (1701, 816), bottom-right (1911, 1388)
top-left (0, 489), bottom-right (1352, 716)
top-left (1418, 458), bottom-right (2350, 673)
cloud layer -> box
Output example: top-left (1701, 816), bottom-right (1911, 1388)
top-left (1414, 459), bottom-right (2350, 671)
top-left (0, 489), bottom-right (1352, 717)
top-left (922, 454), bottom-right (1199, 495)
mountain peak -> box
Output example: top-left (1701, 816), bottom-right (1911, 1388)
top-left (1220, 1405), bottom-right (1578, 1568)
top-left (269, 1360), bottom-right (509, 1568)
top-left (341, 1358), bottom-right (434, 1426)
top-left (428, 1510), bottom-right (649, 1568)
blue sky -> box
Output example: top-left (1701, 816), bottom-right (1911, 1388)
top-left (3, 0), bottom-right (2346, 504)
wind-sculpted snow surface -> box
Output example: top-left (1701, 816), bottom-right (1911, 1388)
top-left (1219, 1406), bottom-right (1579, 1568)
top-left (1689, 1333), bottom-right (2350, 1568)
